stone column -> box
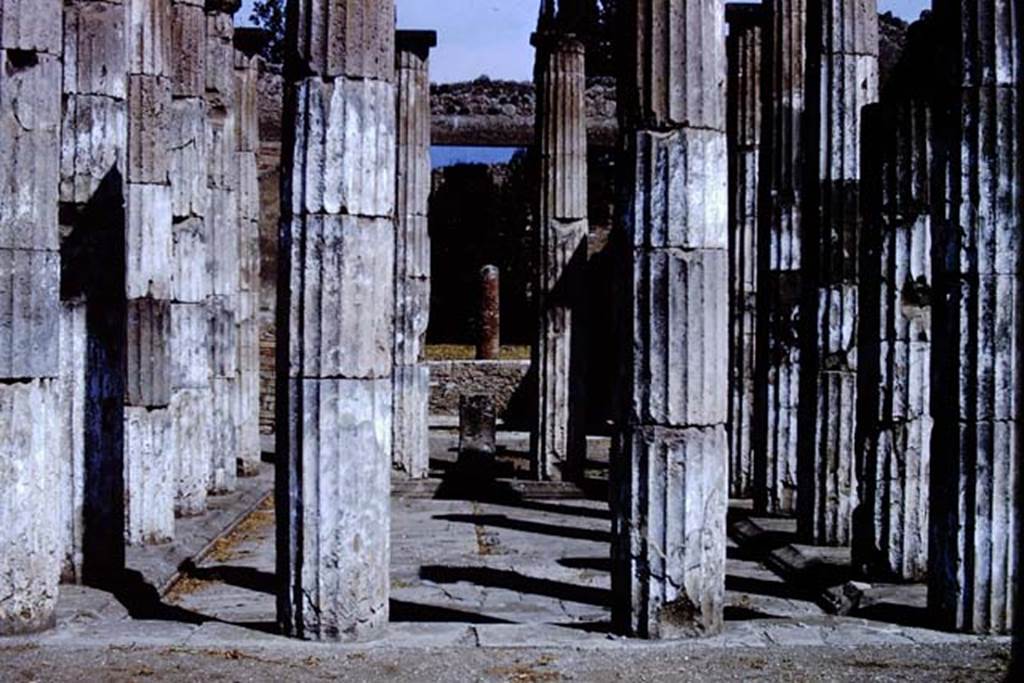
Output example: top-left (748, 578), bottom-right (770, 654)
top-left (796, 0), bottom-right (878, 546)
top-left (0, 0), bottom-right (63, 634)
top-left (477, 265), bottom-right (500, 360)
top-left (726, 3), bottom-right (764, 499)
top-left (276, 0), bottom-right (396, 642)
top-left (58, 0), bottom-right (129, 582)
top-left (929, 0), bottom-right (1021, 635)
top-left (530, 24), bottom-right (588, 483)
top-left (235, 48), bottom-right (261, 477)
top-left (168, 0), bottom-right (212, 517)
top-left (752, 0), bottom-right (805, 516)
top-left (391, 30), bottom-right (435, 479)
top-left (854, 20), bottom-right (936, 582)
top-left (205, 0), bottom-right (240, 494)
top-left (611, 0), bottom-right (728, 639)
top-left (124, 0), bottom-right (175, 545)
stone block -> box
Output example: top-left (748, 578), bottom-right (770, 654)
top-left (124, 404), bottom-right (174, 544)
top-left (0, 378), bottom-right (61, 635)
top-left (395, 213), bottom-right (430, 279)
top-left (171, 216), bottom-right (211, 302)
top-left (236, 151), bottom-right (259, 221)
top-left (63, 0), bottom-right (128, 98)
top-left (171, 387), bottom-right (211, 516)
top-left (393, 276), bottom-right (429, 367)
top-left (630, 129), bottom-right (729, 250)
top-left (392, 364), bottom-right (429, 478)
top-left (168, 97), bottom-right (208, 218)
top-left (629, 247), bottom-right (729, 428)
top-left (170, 1), bottom-right (205, 97)
top-left (0, 51), bottom-right (61, 251)
top-left (288, 77), bottom-right (395, 218)
top-left (0, 248), bottom-right (59, 379)
top-left (125, 296), bottom-right (172, 407)
top-left (127, 74), bottom-right (171, 184)
top-left (127, 0), bottom-right (171, 76)
top-left (204, 10), bottom-right (234, 97)
top-left (459, 394), bottom-right (496, 456)
top-left (58, 301), bottom-right (86, 582)
top-left (126, 182), bottom-right (173, 299)
top-left (278, 377), bottom-right (391, 641)
top-left (0, 0), bottom-right (62, 54)
top-left (291, 0), bottom-right (395, 81)
top-left (60, 94), bottom-right (128, 206)
top-left (170, 302), bottom-right (210, 389)
top-left (209, 376), bottom-right (238, 493)
top-left (205, 105), bottom-right (237, 190)
top-left (207, 294), bottom-right (237, 378)
top-left (286, 214), bottom-right (394, 380)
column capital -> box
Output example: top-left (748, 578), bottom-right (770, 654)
top-left (395, 29), bottom-right (437, 60)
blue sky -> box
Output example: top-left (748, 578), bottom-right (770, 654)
top-left (240, 1), bottom-right (932, 83)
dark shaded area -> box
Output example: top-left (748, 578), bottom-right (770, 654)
top-left (59, 168), bottom-right (127, 588)
top-left (557, 557), bottom-right (610, 572)
top-left (180, 560), bottom-right (276, 596)
top-left (420, 565), bottom-right (611, 607)
top-left (389, 600), bottom-right (511, 624)
top-left (433, 513), bottom-right (610, 544)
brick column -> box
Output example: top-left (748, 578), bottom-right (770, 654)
top-left (0, 0), bottom-right (63, 634)
top-left (392, 30), bottom-right (435, 479)
top-left (276, 0), bottom-right (396, 641)
top-left (612, 0), bottom-right (729, 639)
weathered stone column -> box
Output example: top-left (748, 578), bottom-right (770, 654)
top-left (276, 0), bottom-right (396, 641)
top-left (477, 265), bottom-right (500, 360)
top-left (753, 0), bottom-right (805, 516)
top-left (124, 0), bottom-right (175, 545)
top-left (796, 0), bottom-right (878, 546)
top-left (611, 0), bottom-right (729, 638)
top-left (58, 0), bottom-right (129, 582)
top-left (235, 48), bottom-right (261, 477)
top-left (854, 20), bottom-right (936, 582)
top-left (168, 0), bottom-right (212, 517)
top-left (929, 0), bottom-right (1021, 635)
top-left (205, 0), bottom-right (240, 494)
top-left (391, 30), bottom-right (435, 479)
top-left (530, 11), bottom-right (588, 483)
top-left (726, 3), bottom-right (764, 499)
top-left (0, 0), bottom-right (64, 634)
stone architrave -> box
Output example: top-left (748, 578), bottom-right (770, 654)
top-left (0, 0), bottom-right (64, 635)
top-left (391, 30), bottom-right (435, 479)
top-left (929, 0), bottom-right (1021, 636)
top-left (796, 0), bottom-right (878, 546)
top-left (726, 3), bottom-right (764, 499)
top-left (611, 0), bottom-right (729, 639)
top-left (753, 0), bottom-right (806, 516)
top-left (276, 0), bottom-right (396, 642)
top-left (530, 13), bottom-right (588, 483)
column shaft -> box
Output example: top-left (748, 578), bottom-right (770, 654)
top-left (276, 0), bottom-right (396, 641)
top-left (0, 0), bottom-right (63, 634)
top-left (797, 0), bottom-right (878, 545)
top-left (929, 0), bottom-right (1021, 635)
top-left (726, 4), bottom-right (764, 499)
top-left (531, 31), bottom-right (588, 482)
top-left (753, 0), bottom-right (805, 516)
top-left (612, 0), bottom-right (728, 639)
top-left (392, 31), bottom-right (435, 479)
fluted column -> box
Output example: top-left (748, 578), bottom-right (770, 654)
top-left (726, 3), bottom-right (764, 499)
top-left (531, 27), bottom-right (588, 482)
top-left (124, 0), bottom-right (175, 545)
top-left (0, 0), bottom-right (63, 634)
top-left (612, 0), bottom-right (728, 638)
top-left (854, 19), bottom-right (936, 582)
top-left (276, 0), bottom-right (396, 641)
top-left (392, 30), bottom-right (435, 479)
top-left (58, 0), bottom-right (129, 583)
top-left (168, 0), bottom-right (212, 517)
top-left (235, 48), bottom-right (261, 477)
top-left (205, 0), bottom-right (240, 494)
top-left (797, 0), bottom-right (878, 546)
top-left (929, 0), bottom-right (1020, 635)
top-left (752, 0), bottom-right (805, 516)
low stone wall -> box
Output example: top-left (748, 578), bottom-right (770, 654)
top-left (428, 360), bottom-right (532, 424)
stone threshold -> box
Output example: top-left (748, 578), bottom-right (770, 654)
top-left (125, 464), bottom-right (275, 597)
top-left (728, 512), bottom-right (929, 619)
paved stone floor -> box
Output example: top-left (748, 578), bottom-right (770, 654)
top-left (0, 432), bottom-right (1014, 680)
